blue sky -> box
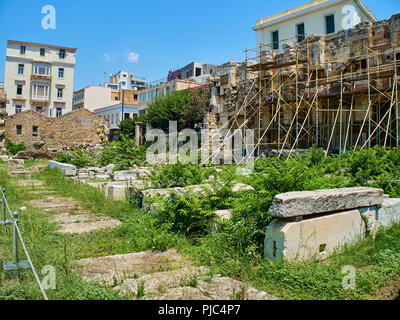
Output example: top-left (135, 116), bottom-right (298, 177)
top-left (1, 0), bottom-right (400, 91)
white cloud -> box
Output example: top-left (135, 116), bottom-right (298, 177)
top-left (128, 52), bottom-right (140, 63)
top-left (104, 53), bottom-right (116, 62)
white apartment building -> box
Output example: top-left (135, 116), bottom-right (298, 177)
top-left (73, 86), bottom-right (116, 112)
top-left (109, 71), bottom-right (146, 91)
top-left (253, 0), bottom-right (376, 50)
top-left (4, 40), bottom-right (77, 117)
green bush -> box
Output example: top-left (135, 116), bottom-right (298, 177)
top-left (55, 147), bottom-right (95, 168)
top-left (5, 140), bottom-right (26, 155)
top-left (98, 134), bottom-right (147, 170)
top-left (149, 162), bottom-right (214, 188)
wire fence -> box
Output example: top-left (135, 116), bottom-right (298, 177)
top-left (0, 187), bottom-right (48, 300)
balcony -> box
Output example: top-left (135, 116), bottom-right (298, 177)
top-left (31, 95), bottom-right (49, 102)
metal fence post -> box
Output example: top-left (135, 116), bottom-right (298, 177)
top-left (2, 189), bottom-right (5, 223)
top-left (13, 212), bottom-right (19, 265)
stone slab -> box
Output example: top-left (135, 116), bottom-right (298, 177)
top-left (377, 198), bottom-right (400, 228)
top-left (75, 250), bottom-right (186, 283)
top-left (113, 170), bottom-right (139, 181)
top-left (53, 213), bottom-right (122, 234)
top-left (9, 171), bottom-right (32, 178)
top-left (48, 160), bottom-right (77, 177)
top-left (116, 267), bottom-right (277, 300)
top-left (264, 210), bottom-right (366, 262)
top-left (7, 159), bottom-right (24, 169)
top-left (269, 187), bottom-right (384, 218)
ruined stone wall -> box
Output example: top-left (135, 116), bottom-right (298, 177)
top-left (0, 88), bottom-right (6, 151)
top-left (207, 13), bottom-right (400, 153)
top-left (5, 108), bottom-right (109, 154)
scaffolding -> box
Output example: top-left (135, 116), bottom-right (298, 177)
top-left (205, 31), bottom-right (400, 163)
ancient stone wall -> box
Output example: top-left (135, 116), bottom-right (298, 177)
top-left (5, 108), bottom-right (109, 154)
top-left (0, 88), bottom-right (7, 151)
top-left (207, 13), bottom-right (400, 154)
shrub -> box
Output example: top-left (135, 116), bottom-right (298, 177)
top-left (149, 162), bottom-right (214, 188)
top-left (98, 134), bottom-right (147, 170)
top-left (5, 140), bottom-right (26, 155)
top-left (54, 147), bottom-right (95, 168)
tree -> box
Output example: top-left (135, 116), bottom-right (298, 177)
top-left (118, 114), bottom-right (147, 137)
top-left (146, 88), bottom-right (210, 132)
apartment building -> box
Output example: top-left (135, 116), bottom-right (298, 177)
top-left (72, 86), bottom-right (116, 112)
top-left (109, 71), bottom-right (146, 91)
top-left (94, 104), bottom-right (139, 130)
top-left (167, 62), bottom-right (216, 83)
top-left (4, 40), bottom-right (77, 117)
top-left (253, 0), bottom-right (376, 49)
top-left (138, 78), bottom-right (206, 115)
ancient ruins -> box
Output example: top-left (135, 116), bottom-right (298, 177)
top-left (205, 14), bottom-right (400, 157)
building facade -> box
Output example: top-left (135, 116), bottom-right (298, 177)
top-left (253, 0), bottom-right (376, 49)
top-left (4, 40), bottom-right (77, 117)
top-left (5, 108), bottom-right (109, 153)
top-left (109, 71), bottom-right (146, 90)
top-left (138, 79), bottom-right (208, 115)
top-left (167, 62), bottom-right (216, 83)
top-left (73, 86), bottom-right (115, 112)
top-left (94, 104), bottom-right (139, 130)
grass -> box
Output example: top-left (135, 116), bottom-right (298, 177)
top-left (1, 164), bottom-right (400, 300)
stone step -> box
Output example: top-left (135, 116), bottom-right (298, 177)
top-left (74, 250), bottom-right (186, 283)
top-left (9, 171), bottom-right (32, 178)
top-left (53, 213), bottom-right (121, 234)
top-left (115, 266), bottom-right (278, 300)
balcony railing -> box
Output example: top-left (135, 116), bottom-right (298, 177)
top-left (31, 95), bottom-right (49, 102)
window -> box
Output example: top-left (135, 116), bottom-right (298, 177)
top-left (325, 15), bottom-right (335, 34)
top-left (272, 30), bottom-right (279, 50)
top-left (15, 105), bottom-right (22, 114)
top-left (34, 64), bottom-right (50, 76)
top-left (18, 64), bottom-right (24, 75)
top-left (16, 85), bottom-right (23, 95)
top-left (35, 106), bottom-right (43, 112)
top-left (40, 48), bottom-right (45, 56)
top-left (114, 96), bottom-right (119, 101)
top-left (58, 68), bottom-right (64, 78)
top-left (16, 125), bottom-right (22, 135)
top-left (59, 49), bottom-right (66, 59)
top-left (57, 88), bottom-right (63, 98)
top-left (297, 23), bottom-right (305, 42)
top-left (56, 107), bottom-right (62, 117)
top-left (134, 94), bottom-right (138, 100)
top-left (195, 67), bottom-right (202, 77)
top-left (20, 45), bottom-right (26, 55)
top-left (32, 126), bottom-right (38, 136)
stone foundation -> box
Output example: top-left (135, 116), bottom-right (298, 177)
top-left (265, 188), bottom-right (400, 262)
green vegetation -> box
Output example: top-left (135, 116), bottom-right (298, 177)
top-left (1, 146), bottom-right (400, 300)
top-left (5, 140), bottom-right (26, 156)
top-left (118, 115), bottom-right (147, 138)
top-left (55, 135), bottom-right (148, 170)
top-left (146, 88), bottom-right (210, 131)
top-left (149, 162), bottom-right (215, 188)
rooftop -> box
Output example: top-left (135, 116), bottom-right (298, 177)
top-left (254, 0), bottom-right (376, 30)
top-left (7, 40), bottom-right (77, 52)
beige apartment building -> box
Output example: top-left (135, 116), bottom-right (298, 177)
top-left (4, 40), bottom-right (77, 117)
